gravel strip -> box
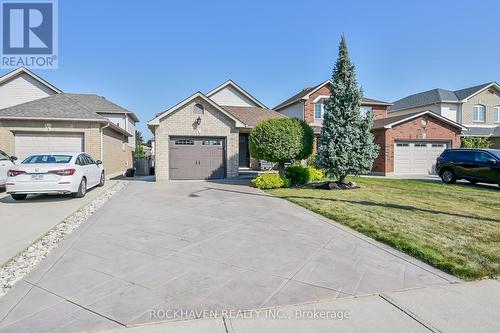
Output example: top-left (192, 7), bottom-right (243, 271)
top-left (0, 181), bottom-right (128, 297)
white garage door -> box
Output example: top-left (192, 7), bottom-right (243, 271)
top-left (15, 133), bottom-right (84, 160)
top-left (394, 141), bottom-right (448, 174)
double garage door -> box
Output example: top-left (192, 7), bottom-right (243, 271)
top-left (14, 133), bottom-right (84, 160)
top-left (169, 137), bottom-right (225, 180)
top-left (394, 141), bottom-right (448, 174)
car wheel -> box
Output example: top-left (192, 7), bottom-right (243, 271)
top-left (74, 178), bottom-right (87, 198)
top-left (11, 194), bottom-right (27, 201)
top-left (440, 168), bottom-right (457, 184)
top-left (97, 172), bottom-right (105, 187)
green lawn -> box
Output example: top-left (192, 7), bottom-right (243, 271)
top-left (268, 177), bottom-right (500, 280)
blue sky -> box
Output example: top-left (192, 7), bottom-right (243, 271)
top-left (3, 0), bottom-right (500, 139)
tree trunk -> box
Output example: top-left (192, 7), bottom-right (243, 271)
top-left (338, 175), bottom-right (346, 184)
top-left (277, 162), bottom-right (286, 177)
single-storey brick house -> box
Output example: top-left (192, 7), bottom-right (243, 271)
top-left (274, 80), bottom-right (465, 175)
top-left (148, 80), bottom-right (285, 181)
top-left (0, 67), bottom-right (139, 177)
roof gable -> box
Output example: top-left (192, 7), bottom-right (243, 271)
top-left (274, 80), bottom-right (391, 110)
top-left (206, 80), bottom-right (266, 108)
top-left (0, 67), bottom-right (61, 94)
top-left (373, 111), bottom-right (466, 130)
top-left (148, 92), bottom-right (245, 127)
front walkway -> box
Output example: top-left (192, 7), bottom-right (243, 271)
top-left (0, 180), bottom-right (457, 332)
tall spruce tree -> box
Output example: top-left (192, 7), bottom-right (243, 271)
top-left (316, 36), bottom-right (379, 184)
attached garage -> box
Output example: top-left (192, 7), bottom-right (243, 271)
top-left (393, 141), bottom-right (448, 174)
top-left (372, 111), bottom-right (465, 175)
top-left (169, 137), bottom-right (225, 180)
top-left (14, 132), bottom-right (84, 160)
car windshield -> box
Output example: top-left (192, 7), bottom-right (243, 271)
top-left (22, 155), bottom-right (73, 164)
top-left (0, 151), bottom-right (9, 161)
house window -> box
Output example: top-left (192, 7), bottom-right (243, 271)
top-left (202, 140), bottom-right (221, 146)
top-left (175, 139), bottom-right (195, 145)
top-left (314, 102), bottom-right (324, 119)
top-left (360, 106), bottom-right (373, 116)
top-left (414, 143), bottom-right (427, 147)
top-left (194, 103), bottom-right (204, 115)
top-left (494, 106), bottom-right (500, 123)
top-left (473, 105), bottom-right (486, 122)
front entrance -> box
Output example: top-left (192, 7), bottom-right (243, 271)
top-left (394, 141), bottom-right (448, 174)
top-left (169, 137), bottom-right (225, 180)
top-left (239, 133), bottom-right (250, 168)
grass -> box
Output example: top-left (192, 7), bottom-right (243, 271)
top-left (268, 177), bottom-right (500, 280)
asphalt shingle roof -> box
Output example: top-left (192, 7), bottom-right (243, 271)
top-left (0, 94), bottom-right (105, 120)
top-left (463, 126), bottom-right (500, 137)
top-left (274, 81), bottom-right (392, 111)
top-left (389, 82), bottom-right (497, 112)
top-left (222, 106), bottom-right (286, 127)
top-left (0, 93), bottom-right (137, 136)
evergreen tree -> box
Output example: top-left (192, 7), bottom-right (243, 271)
top-left (316, 36), bottom-right (379, 184)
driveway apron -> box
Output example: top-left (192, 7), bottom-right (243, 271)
top-left (0, 180), bottom-right (458, 332)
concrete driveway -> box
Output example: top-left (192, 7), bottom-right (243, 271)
top-left (0, 181), bottom-right (117, 266)
top-left (0, 180), bottom-right (458, 332)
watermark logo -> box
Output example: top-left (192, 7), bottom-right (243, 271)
top-left (1, 0), bottom-right (58, 68)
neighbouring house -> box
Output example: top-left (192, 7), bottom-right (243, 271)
top-left (388, 82), bottom-right (500, 148)
top-left (371, 111), bottom-right (465, 175)
top-left (147, 80), bottom-right (285, 180)
top-left (274, 80), bottom-right (466, 175)
top-left (0, 67), bottom-right (139, 177)
top-left (273, 80), bottom-right (392, 149)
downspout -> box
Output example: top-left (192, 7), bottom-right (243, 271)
top-left (100, 122), bottom-right (110, 162)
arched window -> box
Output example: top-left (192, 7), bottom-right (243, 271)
top-left (494, 106), bottom-right (500, 123)
top-left (194, 103), bottom-right (204, 115)
top-left (473, 105), bottom-right (485, 122)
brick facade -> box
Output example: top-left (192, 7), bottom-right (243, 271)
top-left (0, 119), bottom-right (131, 178)
top-left (371, 115), bottom-right (462, 174)
top-left (153, 97), bottom-right (239, 181)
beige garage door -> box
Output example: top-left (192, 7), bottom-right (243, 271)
top-left (394, 141), bottom-right (448, 174)
top-left (14, 133), bottom-right (84, 160)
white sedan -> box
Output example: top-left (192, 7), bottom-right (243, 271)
top-left (0, 150), bottom-right (17, 187)
top-left (6, 152), bottom-right (105, 200)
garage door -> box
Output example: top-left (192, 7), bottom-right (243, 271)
top-left (169, 137), bottom-right (225, 180)
top-left (15, 133), bottom-right (84, 160)
top-left (394, 141), bottom-right (448, 174)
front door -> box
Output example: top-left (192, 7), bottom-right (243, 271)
top-left (169, 137), bottom-right (225, 180)
top-left (239, 134), bottom-right (250, 168)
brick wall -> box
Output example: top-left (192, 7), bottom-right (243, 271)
top-left (103, 127), bottom-right (133, 177)
top-left (372, 105), bottom-right (387, 120)
top-left (371, 115), bottom-right (462, 174)
top-left (153, 97), bottom-right (239, 181)
top-left (0, 119), bottom-right (101, 159)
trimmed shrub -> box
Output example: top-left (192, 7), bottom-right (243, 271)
top-left (307, 166), bottom-right (324, 181)
top-left (286, 165), bottom-right (309, 185)
top-left (249, 118), bottom-right (313, 176)
top-left (306, 153), bottom-right (317, 167)
top-left (251, 173), bottom-right (288, 189)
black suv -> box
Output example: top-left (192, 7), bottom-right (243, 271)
top-left (436, 149), bottom-right (500, 186)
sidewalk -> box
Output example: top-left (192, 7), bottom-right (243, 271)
top-left (101, 280), bottom-right (499, 333)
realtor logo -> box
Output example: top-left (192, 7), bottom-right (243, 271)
top-left (1, 0), bottom-right (58, 68)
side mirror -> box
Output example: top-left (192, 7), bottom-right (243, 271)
top-left (10, 156), bottom-right (17, 162)
top-left (96, 160), bottom-right (103, 165)
top-left (487, 158), bottom-right (497, 165)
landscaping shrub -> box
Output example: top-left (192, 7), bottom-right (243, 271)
top-left (461, 136), bottom-right (492, 148)
top-left (249, 118), bottom-right (313, 176)
top-left (251, 173), bottom-right (289, 189)
top-left (307, 166), bottom-right (324, 181)
top-left (306, 153), bottom-right (317, 167)
top-left (285, 165), bottom-right (325, 184)
top-left (286, 165), bottom-right (309, 185)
